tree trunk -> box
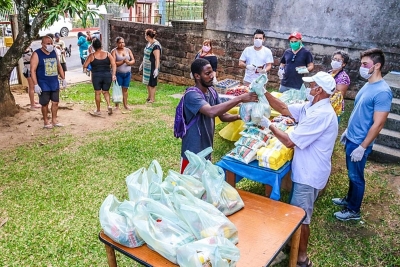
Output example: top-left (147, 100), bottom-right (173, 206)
top-left (0, 75), bottom-right (19, 117)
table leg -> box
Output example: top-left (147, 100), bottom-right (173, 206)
top-left (105, 244), bottom-right (118, 267)
top-left (264, 185), bottom-right (272, 197)
top-left (289, 225), bottom-right (302, 267)
top-left (225, 170), bottom-right (236, 187)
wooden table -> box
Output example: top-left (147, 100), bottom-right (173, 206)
top-left (99, 190), bottom-right (306, 267)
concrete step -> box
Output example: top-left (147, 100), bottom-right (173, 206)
top-left (391, 98), bottom-right (400, 114)
top-left (384, 113), bottom-right (400, 132)
top-left (370, 143), bottom-right (400, 164)
top-left (375, 128), bottom-right (400, 149)
top-left (384, 72), bottom-right (400, 98)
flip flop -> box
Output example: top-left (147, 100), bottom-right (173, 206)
top-left (53, 123), bottom-right (64, 127)
top-left (89, 111), bottom-right (102, 117)
top-left (108, 106), bottom-right (113, 115)
top-left (43, 124), bottom-right (53, 129)
top-left (297, 257), bottom-right (313, 267)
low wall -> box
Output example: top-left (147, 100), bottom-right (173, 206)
top-left (108, 19), bottom-right (400, 98)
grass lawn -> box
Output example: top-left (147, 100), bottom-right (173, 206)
top-left (0, 81), bottom-right (399, 266)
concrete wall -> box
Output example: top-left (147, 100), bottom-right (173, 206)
top-left (107, 0), bottom-right (400, 98)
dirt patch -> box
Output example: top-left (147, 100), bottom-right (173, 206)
top-left (0, 88), bottom-right (135, 151)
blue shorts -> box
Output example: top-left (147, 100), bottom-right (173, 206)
top-left (116, 72), bottom-right (131, 88)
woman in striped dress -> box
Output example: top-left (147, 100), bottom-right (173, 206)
top-left (140, 29), bottom-right (161, 103)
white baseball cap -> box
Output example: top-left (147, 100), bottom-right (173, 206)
top-left (302, 71), bottom-right (336, 95)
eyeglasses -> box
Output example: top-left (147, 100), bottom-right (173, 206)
top-left (291, 54), bottom-right (297, 62)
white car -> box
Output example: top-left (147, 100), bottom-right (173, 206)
top-left (23, 16), bottom-right (72, 37)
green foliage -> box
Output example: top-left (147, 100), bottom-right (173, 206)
top-left (0, 0), bottom-right (12, 12)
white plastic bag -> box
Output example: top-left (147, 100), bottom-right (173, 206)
top-left (99, 195), bottom-right (145, 248)
top-left (112, 81), bottom-right (123, 103)
top-left (161, 170), bottom-right (205, 198)
top-left (133, 198), bottom-right (196, 264)
top-left (201, 161), bottom-right (245, 215)
top-left (171, 186), bottom-right (238, 244)
top-left (183, 147), bottom-right (213, 180)
top-left (126, 167), bottom-right (150, 202)
top-left (176, 236), bottom-right (240, 267)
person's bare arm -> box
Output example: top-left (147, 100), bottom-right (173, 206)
top-left (30, 52), bottom-right (39, 85)
top-left (111, 49), bottom-right (124, 67)
top-left (56, 57), bottom-right (65, 79)
top-left (199, 92), bottom-right (258, 120)
top-left (265, 62), bottom-right (272, 72)
top-left (82, 54), bottom-right (93, 69)
top-left (125, 49), bottom-right (136, 66)
top-left (306, 62), bottom-right (314, 72)
top-left (264, 91), bottom-right (292, 117)
top-left (268, 125), bottom-right (296, 148)
top-left (336, 84), bottom-right (349, 98)
top-left (360, 111), bottom-right (390, 148)
top-left (153, 49), bottom-right (160, 69)
top-left (239, 60), bottom-right (247, 69)
top-left (109, 52), bottom-right (117, 81)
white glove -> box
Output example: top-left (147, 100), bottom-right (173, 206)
top-left (278, 67), bottom-right (285, 79)
top-left (246, 64), bottom-right (256, 71)
top-left (260, 116), bottom-right (272, 129)
top-left (153, 69), bottom-right (159, 78)
top-left (213, 76), bottom-right (218, 85)
top-left (62, 79), bottom-right (67, 88)
top-left (139, 63), bottom-right (143, 72)
top-left (350, 145), bottom-right (366, 162)
top-left (340, 129), bottom-right (347, 145)
top-left (34, 84), bottom-right (42, 95)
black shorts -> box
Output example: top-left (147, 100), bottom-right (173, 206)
top-left (92, 73), bottom-right (112, 91)
top-left (61, 63), bottom-right (67, 72)
top-left (39, 91), bottom-right (60, 106)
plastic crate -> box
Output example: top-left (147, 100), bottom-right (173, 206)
top-left (215, 79), bottom-right (240, 94)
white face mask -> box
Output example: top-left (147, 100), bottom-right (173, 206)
top-left (45, 45), bottom-right (54, 53)
top-left (359, 66), bottom-right (374, 80)
top-left (254, 39), bottom-right (263, 48)
top-left (331, 60), bottom-right (342, 70)
top-left (306, 87), bottom-right (315, 102)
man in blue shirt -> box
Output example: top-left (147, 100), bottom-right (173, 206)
top-left (333, 48), bottom-right (393, 221)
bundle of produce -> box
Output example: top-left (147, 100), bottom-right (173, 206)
top-left (176, 236), bottom-right (240, 267)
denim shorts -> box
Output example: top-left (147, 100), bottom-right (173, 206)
top-left (290, 182), bottom-right (320, 224)
top-left (116, 72), bottom-right (132, 88)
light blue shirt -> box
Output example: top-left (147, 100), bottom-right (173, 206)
top-left (347, 79), bottom-right (392, 146)
top-left (288, 99), bottom-right (338, 189)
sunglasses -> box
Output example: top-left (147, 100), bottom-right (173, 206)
top-left (291, 54), bottom-right (297, 62)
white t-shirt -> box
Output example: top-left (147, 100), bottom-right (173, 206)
top-left (239, 45), bottom-right (274, 83)
top-left (288, 99), bottom-right (338, 189)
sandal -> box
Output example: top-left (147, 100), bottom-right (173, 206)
top-left (108, 106), bottom-right (113, 115)
top-left (297, 257), bottom-right (313, 267)
top-left (90, 110), bottom-right (101, 116)
top-left (43, 124), bottom-right (53, 129)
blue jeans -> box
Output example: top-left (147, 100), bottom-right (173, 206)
top-left (345, 140), bottom-right (373, 213)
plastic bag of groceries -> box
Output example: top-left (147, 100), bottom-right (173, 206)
top-left (278, 83), bottom-right (307, 104)
top-left (239, 74), bottom-right (271, 124)
top-left (99, 194), bottom-right (145, 248)
top-left (171, 186), bottom-right (238, 244)
top-left (133, 198), bottom-right (196, 264)
top-left (161, 169), bottom-right (205, 198)
top-left (176, 236), bottom-right (240, 267)
top-left (201, 161), bottom-right (245, 215)
top-left (183, 147), bottom-right (213, 180)
top-left (126, 160), bottom-right (163, 202)
top-left (148, 182), bottom-right (175, 210)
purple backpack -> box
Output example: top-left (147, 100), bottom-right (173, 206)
top-left (174, 86), bottom-right (217, 139)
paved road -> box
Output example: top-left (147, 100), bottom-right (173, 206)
top-left (31, 36), bottom-right (82, 71)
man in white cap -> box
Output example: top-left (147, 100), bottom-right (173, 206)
top-left (261, 71), bottom-right (338, 267)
